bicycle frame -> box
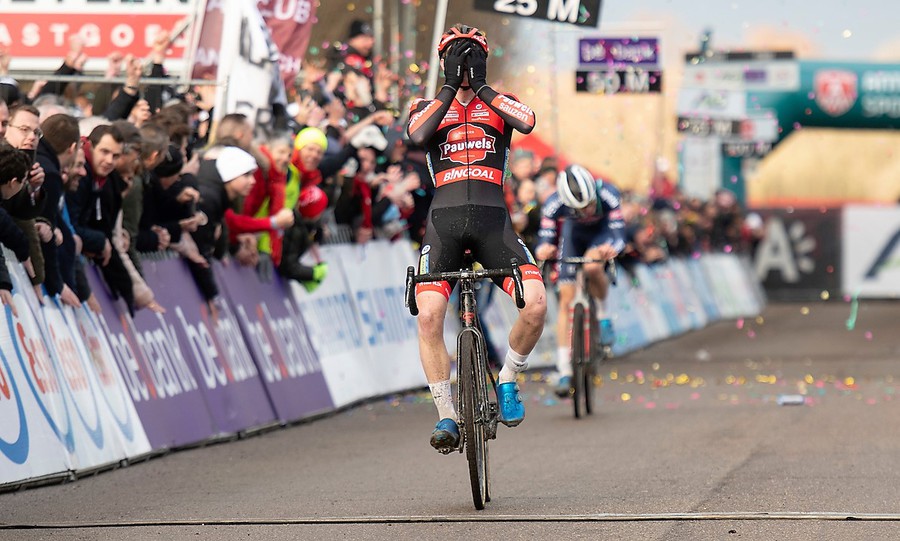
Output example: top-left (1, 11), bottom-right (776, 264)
top-left (405, 258), bottom-right (526, 510)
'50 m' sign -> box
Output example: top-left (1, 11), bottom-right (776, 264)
top-left (473, 0), bottom-right (603, 27)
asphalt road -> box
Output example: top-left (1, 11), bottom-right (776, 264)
top-left (1, 301), bottom-right (899, 541)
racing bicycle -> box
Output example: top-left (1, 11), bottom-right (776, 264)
top-left (405, 256), bottom-right (526, 510)
top-left (552, 257), bottom-right (617, 419)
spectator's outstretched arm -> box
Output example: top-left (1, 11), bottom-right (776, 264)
top-left (39, 36), bottom-right (87, 97)
top-left (319, 143), bottom-right (357, 180)
top-left (102, 55), bottom-right (142, 120)
top-left (144, 30), bottom-right (171, 113)
top-left (64, 179), bottom-right (108, 255)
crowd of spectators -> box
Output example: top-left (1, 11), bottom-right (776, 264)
top-left (0, 19), bottom-right (762, 317)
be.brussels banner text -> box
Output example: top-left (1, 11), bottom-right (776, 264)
top-left (473, 0), bottom-right (602, 27)
top-left (215, 262), bottom-right (332, 422)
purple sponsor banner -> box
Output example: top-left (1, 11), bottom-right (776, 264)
top-left (136, 258), bottom-right (277, 434)
top-left (579, 37), bottom-right (659, 67)
top-left (86, 266), bottom-right (215, 450)
top-left (215, 262), bottom-right (332, 422)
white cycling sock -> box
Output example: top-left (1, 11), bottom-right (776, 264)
top-left (556, 346), bottom-right (572, 377)
top-left (596, 298), bottom-right (608, 319)
top-left (499, 347), bottom-right (528, 384)
top-left (429, 380), bottom-right (456, 422)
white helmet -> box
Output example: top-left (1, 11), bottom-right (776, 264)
top-left (557, 164), bottom-right (597, 210)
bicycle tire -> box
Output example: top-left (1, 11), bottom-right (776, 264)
top-left (474, 318), bottom-right (492, 503)
top-left (572, 304), bottom-right (585, 419)
top-left (459, 330), bottom-right (488, 509)
top-left (585, 301), bottom-right (599, 416)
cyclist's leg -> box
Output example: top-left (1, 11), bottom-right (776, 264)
top-left (417, 209), bottom-right (464, 437)
top-left (582, 228), bottom-right (620, 346)
top-left (474, 207), bottom-right (545, 426)
top-left (475, 206), bottom-right (546, 383)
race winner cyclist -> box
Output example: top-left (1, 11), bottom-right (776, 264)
top-left (534, 164), bottom-right (626, 397)
top-left (406, 24), bottom-right (547, 452)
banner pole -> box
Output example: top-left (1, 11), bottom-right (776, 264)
top-left (425, 0), bottom-right (448, 98)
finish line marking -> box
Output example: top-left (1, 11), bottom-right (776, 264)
top-left (3, 512), bottom-right (900, 529)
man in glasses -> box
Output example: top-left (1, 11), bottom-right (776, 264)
top-left (3, 104), bottom-right (48, 296)
top-left (534, 164), bottom-right (626, 397)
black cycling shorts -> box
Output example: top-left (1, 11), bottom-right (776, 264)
top-left (416, 204), bottom-right (541, 299)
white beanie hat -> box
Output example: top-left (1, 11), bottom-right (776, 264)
top-left (215, 146), bottom-right (257, 183)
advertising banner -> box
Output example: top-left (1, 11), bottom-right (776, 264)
top-left (0, 256), bottom-right (152, 485)
top-left (0, 0), bottom-right (194, 71)
top-left (578, 37), bottom-right (658, 67)
top-left (473, 0), bottom-right (603, 27)
top-left (753, 208), bottom-right (841, 301)
top-left (258, 0), bottom-right (317, 85)
top-left (215, 263), bottom-right (332, 422)
top-left (606, 266), bottom-right (650, 355)
top-left (842, 205), bottom-right (900, 298)
top-left (0, 276), bottom-right (70, 484)
top-left (291, 250), bottom-right (369, 408)
top-left (87, 265), bottom-right (216, 450)
top-left (139, 259), bottom-right (277, 435)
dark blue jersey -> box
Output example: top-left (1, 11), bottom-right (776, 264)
top-left (537, 180), bottom-right (626, 254)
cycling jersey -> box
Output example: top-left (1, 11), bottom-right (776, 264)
top-left (406, 85), bottom-right (540, 299)
top-left (407, 87), bottom-right (536, 209)
top-left (538, 180), bottom-right (626, 284)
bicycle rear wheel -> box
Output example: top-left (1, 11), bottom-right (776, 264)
top-left (459, 330), bottom-right (488, 510)
top-left (571, 304), bottom-right (586, 419)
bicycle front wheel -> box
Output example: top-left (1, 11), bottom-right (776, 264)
top-left (572, 304), bottom-right (586, 419)
top-left (459, 330), bottom-right (488, 510)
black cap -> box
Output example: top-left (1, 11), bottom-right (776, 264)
top-left (0, 77), bottom-right (20, 106)
top-left (153, 144), bottom-right (184, 178)
top-left (348, 19), bottom-right (373, 39)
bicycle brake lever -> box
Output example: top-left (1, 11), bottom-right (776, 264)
top-left (510, 258), bottom-right (526, 309)
top-left (405, 266), bottom-right (419, 316)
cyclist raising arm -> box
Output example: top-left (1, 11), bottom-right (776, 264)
top-left (407, 24), bottom-right (547, 452)
top-left (534, 164), bottom-right (626, 397)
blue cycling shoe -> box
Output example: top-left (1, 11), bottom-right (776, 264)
top-left (497, 382), bottom-right (525, 427)
top-left (554, 375), bottom-right (572, 398)
top-left (599, 318), bottom-right (615, 347)
top-left (430, 418), bottom-right (460, 451)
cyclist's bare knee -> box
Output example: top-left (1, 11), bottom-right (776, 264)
top-left (519, 281), bottom-right (547, 328)
top-left (415, 292), bottom-right (448, 336)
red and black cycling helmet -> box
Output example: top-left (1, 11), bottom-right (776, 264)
top-left (437, 24), bottom-right (489, 57)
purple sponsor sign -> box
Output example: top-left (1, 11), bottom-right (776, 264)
top-left (86, 265), bottom-right (215, 450)
top-left (579, 37), bottom-right (659, 67)
top-left (215, 262), bottom-right (332, 422)
top-left (137, 258), bottom-right (277, 434)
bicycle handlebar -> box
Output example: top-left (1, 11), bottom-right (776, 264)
top-left (538, 257), bottom-right (618, 286)
top-left (405, 258), bottom-right (527, 316)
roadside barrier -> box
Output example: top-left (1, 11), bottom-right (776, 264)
top-left (0, 242), bottom-right (763, 489)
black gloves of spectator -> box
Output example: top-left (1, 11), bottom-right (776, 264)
top-left (442, 40), bottom-right (471, 91)
top-left (467, 46), bottom-right (488, 91)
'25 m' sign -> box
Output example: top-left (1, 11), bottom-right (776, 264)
top-left (473, 0), bottom-right (603, 27)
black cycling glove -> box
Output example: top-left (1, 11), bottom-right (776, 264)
top-left (443, 40), bottom-right (471, 91)
top-left (467, 46), bottom-right (488, 91)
